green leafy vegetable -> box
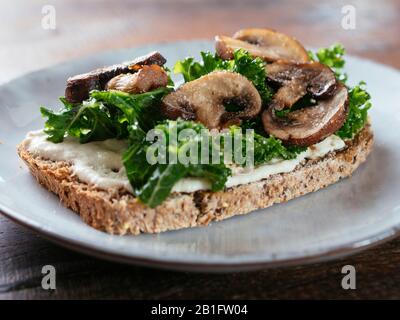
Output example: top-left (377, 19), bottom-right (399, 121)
top-left (41, 97), bottom-right (126, 143)
top-left (122, 120), bottom-right (232, 207)
top-left (229, 50), bottom-right (272, 103)
top-left (309, 44), bottom-right (372, 137)
top-left (187, 164), bottom-right (229, 191)
top-left (91, 87), bottom-right (171, 131)
top-left (174, 52), bottom-right (220, 82)
top-left (252, 134), bottom-right (306, 165)
top-left (241, 117), bottom-right (265, 135)
top-left (41, 88), bottom-right (171, 143)
top-left (336, 82), bottom-right (371, 139)
top-left (174, 49), bottom-right (272, 103)
top-left (123, 119), bottom-right (305, 207)
top-left (309, 43), bottom-right (347, 83)
top-left (136, 163), bottom-right (188, 207)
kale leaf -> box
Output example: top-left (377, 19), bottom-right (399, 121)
top-left (336, 82), bottom-right (371, 139)
top-left (135, 163), bottom-right (188, 207)
top-left (91, 87), bottom-right (171, 131)
top-left (41, 88), bottom-right (171, 143)
top-left (308, 43), bottom-right (347, 83)
top-left (231, 49), bottom-right (272, 103)
top-left (123, 119), bottom-right (305, 207)
top-left (122, 120), bottom-right (232, 207)
top-left (41, 97), bottom-right (126, 143)
top-left (309, 44), bottom-right (372, 138)
top-left (253, 134), bottom-right (306, 165)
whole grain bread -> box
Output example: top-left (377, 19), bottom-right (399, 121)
top-left (17, 125), bottom-right (374, 235)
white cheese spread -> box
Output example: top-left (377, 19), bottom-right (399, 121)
top-left (22, 130), bottom-right (345, 193)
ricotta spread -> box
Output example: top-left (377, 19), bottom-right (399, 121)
top-left (23, 130), bottom-right (345, 193)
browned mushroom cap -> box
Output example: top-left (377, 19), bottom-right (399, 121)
top-left (65, 51), bottom-right (167, 103)
top-left (162, 71), bottom-right (262, 129)
top-left (262, 83), bottom-right (349, 146)
top-left (266, 61), bottom-right (337, 111)
top-left (106, 65), bottom-right (168, 94)
top-left (215, 28), bottom-right (309, 62)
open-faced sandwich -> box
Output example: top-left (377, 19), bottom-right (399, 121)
top-left (18, 28), bottom-right (373, 235)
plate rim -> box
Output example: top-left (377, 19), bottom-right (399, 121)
top-left (1, 200), bottom-right (400, 272)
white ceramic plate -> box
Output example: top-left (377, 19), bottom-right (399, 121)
top-left (1, 40), bottom-right (400, 272)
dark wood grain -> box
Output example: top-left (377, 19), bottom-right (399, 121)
top-left (2, 214), bottom-right (400, 300)
top-left (1, 0), bottom-right (400, 299)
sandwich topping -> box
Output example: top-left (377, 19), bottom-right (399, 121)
top-left (29, 28), bottom-right (372, 208)
top-left (162, 71), bottom-right (262, 129)
top-left (263, 82), bottom-right (349, 146)
top-left (215, 28), bottom-right (309, 62)
top-left (106, 65), bottom-right (168, 94)
top-left (65, 51), bottom-right (167, 103)
top-left (265, 61), bottom-right (337, 109)
top-left (23, 130), bottom-right (344, 194)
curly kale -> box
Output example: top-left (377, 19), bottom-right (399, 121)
top-left (309, 44), bottom-right (371, 137)
top-left (123, 120), bottom-right (305, 207)
top-left (41, 88), bottom-right (171, 143)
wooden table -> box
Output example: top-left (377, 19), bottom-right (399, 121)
top-left (1, 0), bottom-right (400, 299)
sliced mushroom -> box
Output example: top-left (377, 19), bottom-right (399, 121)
top-left (65, 51), bottom-right (166, 103)
top-left (262, 83), bottom-right (349, 146)
top-left (266, 61), bottom-right (337, 110)
top-left (162, 71), bottom-right (262, 129)
top-left (106, 65), bottom-right (168, 94)
top-left (215, 28), bottom-right (309, 62)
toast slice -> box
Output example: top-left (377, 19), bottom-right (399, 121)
top-left (17, 125), bottom-right (374, 235)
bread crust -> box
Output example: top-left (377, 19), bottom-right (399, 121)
top-left (17, 125), bottom-right (374, 235)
